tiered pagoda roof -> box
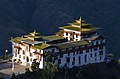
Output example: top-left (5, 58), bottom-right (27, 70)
top-left (12, 17), bottom-right (103, 51)
top-left (12, 31), bottom-right (65, 45)
top-left (59, 17), bottom-right (99, 33)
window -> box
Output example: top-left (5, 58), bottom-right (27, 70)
top-left (58, 59), bottom-right (61, 64)
top-left (15, 53), bottom-right (17, 57)
top-left (77, 51), bottom-right (79, 54)
top-left (64, 63), bottom-right (67, 67)
top-left (26, 46), bottom-right (29, 51)
top-left (73, 57), bottom-right (75, 61)
top-left (72, 62), bottom-right (74, 65)
top-left (68, 53), bottom-right (70, 56)
top-left (95, 53), bottom-right (97, 56)
top-left (52, 49), bottom-right (55, 52)
top-left (15, 49), bottom-right (17, 53)
top-left (23, 51), bottom-right (25, 55)
top-left (76, 34), bottom-right (78, 38)
top-left (99, 51), bottom-right (103, 55)
top-left (99, 46), bottom-right (103, 49)
top-left (18, 51), bottom-right (20, 54)
top-left (90, 54), bottom-right (92, 57)
top-left (19, 55), bottom-right (21, 58)
top-left (30, 53), bottom-right (32, 57)
top-left (66, 32), bottom-right (68, 36)
top-left (73, 52), bottom-right (75, 55)
top-left (66, 58), bottom-right (70, 63)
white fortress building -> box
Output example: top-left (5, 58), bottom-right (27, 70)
top-left (12, 17), bottom-right (106, 69)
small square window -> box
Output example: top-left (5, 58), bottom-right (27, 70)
top-left (68, 53), bottom-right (70, 56)
top-left (90, 54), bottom-right (92, 57)
top-left (73, 57), bottom-right (75, 61)
top-left (30, 53), bottom-right (32, 57)
top-left (58, 59), bottom-right (61, 64)
top-left (95, 53), bottom-right (97, 56)
top-left (99, 51), bottom-right (103, 55)
top-left (66, 58), bottom-right (70, 62)
top-left (23, 51), bottom-right (25, 54)
top-left (72, 62), bottom-right (74, 65)
top-left (19, 55), bottom-right (21, 58)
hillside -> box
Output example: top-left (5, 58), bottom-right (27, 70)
top-left (14, 61), bottom-right (120, 79)
top-left (0, 0), bottom-right (120, 57)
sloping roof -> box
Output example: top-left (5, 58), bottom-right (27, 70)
top-left (51, 40), bottom-right (90, 49)
top-left (30, 31), bottom-right (40, 35)
top-left (69, 22), bottom-right (91, 26)
top-left (27, 35), bottom-right (42, 38)
top-left (84, 35), bottom-right (105, 41)
top-left (42, 35), bottom-right (64, 41)
top-left (59, 26), bottom-right (99, 32)
top-left (12, 37), bottom-right (42, 44)
top-left (21, 40), bottom-right (42, 44)
top-left (12, 37), bottom-right (28, 43)
top-left (32, 43), bottom-right (51, 50)
top-left (55, 30), bottom-right (64, 36)
top-left (14, 46), bottom-right (20, 49)
top-left (59, 18), bottom-right (100, 32)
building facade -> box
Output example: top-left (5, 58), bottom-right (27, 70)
top-left (12, 17), bottom-right (106, 69)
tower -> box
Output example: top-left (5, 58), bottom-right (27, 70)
top-left (59, 17), bottom-right (99, 41)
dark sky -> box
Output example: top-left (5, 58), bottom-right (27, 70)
top-left (0, 0), bottom-right (120, 57)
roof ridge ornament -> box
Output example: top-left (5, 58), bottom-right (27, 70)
top-left (34, 30), bottom-right (36, 33)
top-left (79, 16), bottom-right (82, 28)
top-left (75, 16), bottom-right (82, 28)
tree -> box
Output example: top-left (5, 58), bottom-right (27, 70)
top-left (25, 68), bottom-right (31, 78)
top-left (42, 62), bottom-right (58, 79)
top-left (31, 59), bottom-right (39, 72)
top-left (11, 73), bottom-right (16, 79)
top-left (108, 53), bottom-right (114, 58)
top-left (64, 67), bottom-right (69, 79)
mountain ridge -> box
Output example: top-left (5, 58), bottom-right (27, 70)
top-left (0, 0), bottom-right (120, 57)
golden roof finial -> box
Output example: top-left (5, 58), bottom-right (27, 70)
top-left (76, 16), bottom-right (82, 23)
top-left (79, 16), bottom-right (82, 21)
top-left (79, 16), bottom-right (82, 28)
top-left (34, 30), bottom-right (36, 33)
